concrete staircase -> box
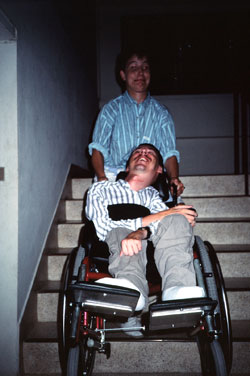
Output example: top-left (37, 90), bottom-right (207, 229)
top-left (20, 174), bottom-right (250, 376)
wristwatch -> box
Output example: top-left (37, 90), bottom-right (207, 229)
top-left (138, 226), bottom-right (152, 240)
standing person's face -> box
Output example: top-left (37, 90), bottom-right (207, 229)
top-left (120, 55), bottom-right (151, 96)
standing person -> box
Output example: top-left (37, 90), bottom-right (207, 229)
top-left (86, 144), bottom-right (204, 337)
top-left (89, 48), bottom-right (184, 198)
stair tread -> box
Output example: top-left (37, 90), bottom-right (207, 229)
top-left (35, 277), bottom-right (250, 293)
top-left (24, 319), bottom-right (250, 343)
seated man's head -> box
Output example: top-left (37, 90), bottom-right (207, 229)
top-left (126, 144), bottom-right (163, 186)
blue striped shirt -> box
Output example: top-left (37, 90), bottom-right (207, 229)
top-left (85, 179), bottom-right (168, 241)
top-left (89, 91), bottom-right (180, 171)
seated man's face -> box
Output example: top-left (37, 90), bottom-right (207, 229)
top-left (127, 146), bottom-right (162, 184)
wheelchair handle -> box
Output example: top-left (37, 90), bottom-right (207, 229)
top-left (171, 183), bottom-right (178, 206)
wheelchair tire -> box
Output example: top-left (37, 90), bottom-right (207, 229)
top-left (195, 236), bottom-right (232, 374)
top-left (197, 336), bottom-right (227, 376)
top-left (67, 345), bottom-right (80, 376)
top-left (80, 338), bottom-right (96, 376)
top-left (67, 339), bottom-right (96, 376)
top-left (58, 246), bottom-right (86, 371)
top-left (204, 240), bottom-right (232, 373)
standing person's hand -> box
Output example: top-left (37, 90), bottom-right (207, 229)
top-left (170, 177), bottom-right (185, 196)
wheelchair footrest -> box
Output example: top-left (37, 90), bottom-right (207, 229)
top-left (149, 298), bottom-right (217, 331)
top-left (68, 282), bottom-right (140, 318)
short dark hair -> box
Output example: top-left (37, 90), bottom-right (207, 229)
top-left (119, 48), bottom-right (151, 72)
top-left (126, 143), bottom-right (163, 169)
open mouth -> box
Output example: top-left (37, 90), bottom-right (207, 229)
top-left (134, 156), bottom-right (151, 165)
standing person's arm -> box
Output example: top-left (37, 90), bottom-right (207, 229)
top-left (165, 156), bottom-right (184, 196)
top-left (91, 149), bottom-right (108, 181)
top-left (159, 109), bottom-right (184, 197)
top-left (89, 101), bottom-right (115, 180)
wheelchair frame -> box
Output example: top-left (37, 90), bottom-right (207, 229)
top-left (58, 231), bottom-right (232, 376)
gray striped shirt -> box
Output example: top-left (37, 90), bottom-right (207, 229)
top-left (85, 179), bottom-right (168, 241)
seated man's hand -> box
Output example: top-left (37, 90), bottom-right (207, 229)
top-left (169, 205), bottom-right (198, 227)
top-left (120, 230), bottom-right (145, 256)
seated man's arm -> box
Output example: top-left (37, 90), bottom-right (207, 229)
top-left (120, 189), bottom-right (197, 256)
top-left (142, 205), bottom-right (197, 228)
top-left (121, 206), bottom-right (197, 256)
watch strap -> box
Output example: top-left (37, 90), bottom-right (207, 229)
top-left (138, 226), bottom-right (151, 240)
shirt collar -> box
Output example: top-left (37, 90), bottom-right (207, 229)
top-left (123, 90), bottom-right (151, 107)
top-left (117, 178), bottom-right (153, 192)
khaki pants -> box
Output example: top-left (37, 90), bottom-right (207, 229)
top-left (105, 214), bottom-right (196, 300)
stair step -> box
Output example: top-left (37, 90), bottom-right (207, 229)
top-left (68, 175), bottom-right (245, 199)
top-left (23, 319), bottom-right (250, 344)
top-left (181, 175), bottom-right (245, 197)
top-left (22, 340), bottom-right (250, 374)
top-left (218, 253), bottom-right (250, 278)
top-left (69, 178), bottom-right (92, 199)
top-left (184, 196), bottom-right (250, 219)
top-left (47, 255), bottom-right (67, 281)
top-left (63, 196), bottom-right (250, 222)
top-left (35, 277), bottom-right (250, 295)
top-left (54, 221), bottom-right (250, 248)
top-left (21, 342), bottom-right (206, 374)
top-left (44, 252), bottom-right (250, 282)
top-left (36, 290), bottom-right (250, 322)
top-left (63, 199), bottom-right (84, 221)
top-left (194, 222), bottom-right (250, 244)
top-left (43, 246), bottom-right (250, 282)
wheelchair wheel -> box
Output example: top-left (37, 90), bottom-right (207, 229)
top-left (204, 240), bottom-right (232, 373)
top-left (58, 246), bottom-right (86, 370)
top-left (198, 337), bottom-right (227, 376)
top-left (67, 339), bottom-right (96, 376)
top-left (67, 345), bottom-right (80, 376)
top-left (195, 236), bottom-right (232, 375)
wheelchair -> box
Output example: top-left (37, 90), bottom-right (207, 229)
top-left (58, 177), bottom-right (233, 376)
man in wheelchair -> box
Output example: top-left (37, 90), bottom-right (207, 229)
top-left (85, 143), bottom-right (205, 337)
